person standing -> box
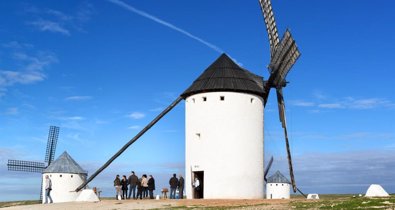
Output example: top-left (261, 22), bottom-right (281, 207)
top-left (44, 175), bottom-right (53, 204)
top-left (147, 175), bottom-right (156, 199)
top-left (136, 177), bottom-right (143, 200)
top-left (113, 175), bottom-right (121, 200)
top-left (120, 175), bottom-right (128, 199)
top-left (169, 173), bottom-right (178, 199)
top-left (141, 174), bottom-right (148, 198)
top-left (193, 177), bottom-right (201, 199)
top-left (178, 174), bottom-right (184, 199)
top-left (128, 171), bottom-right (138, 199)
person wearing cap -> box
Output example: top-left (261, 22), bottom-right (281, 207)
top-left (128, 171), bottom-right (138, 199)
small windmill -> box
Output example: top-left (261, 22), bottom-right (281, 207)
top-left (259, 0), bottom-right (301, 193)
top-left (7, 126), bottom-right (60, 198)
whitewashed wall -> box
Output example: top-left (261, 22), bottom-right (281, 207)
top-left (42, 173), bottom-right (87, 203)
top-left (185, 92), bottom-right (264, 199)
top-left (266, 183), bottom-right (290, 199)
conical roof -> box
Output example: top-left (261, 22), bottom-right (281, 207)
top-left (181, 53), bottom-right (265, 98)
top-left (43, 151), bottom-right (87, 174)
top-left (267, 170), bottom-right (290, 184)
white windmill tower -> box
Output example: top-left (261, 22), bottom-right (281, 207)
top-left (181, 54), bottom-right (265, 199)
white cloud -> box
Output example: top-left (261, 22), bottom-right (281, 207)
top-left (26, 3), bottom-right (95, 36)
top-left (318, 103), bottom-right (344, 109)
top-left (0, 43), bottom-right (57, 96)
top-left (128, 125), bottom-right (141, 130)
top-left (62, 116), bottom-right (85, 121)
top-left (293, 94), bottom-right (394, 111)
top-left (65, 96), bottom-right (92, 101)
top-left (290, 100), bottom-right (315, 107)
top-left (127, 112), bottom-right (145, 120)
top-left (3, 107), bottom-right (19, 115)
top-left (30, 19), bottom-right (70, 35)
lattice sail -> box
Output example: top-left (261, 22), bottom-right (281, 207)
top-left (259, 0), bottom-right (280, 58)
top-left (7, 159), bottom-right (46, 173)
top-left (45, 126), bottom-right (59, 165)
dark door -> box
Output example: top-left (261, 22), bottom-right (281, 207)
top-left (193, 171), bottom-right (204, 199)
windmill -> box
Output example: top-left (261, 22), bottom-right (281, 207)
top-left (75, 1), bottom-right (302, 198)
top-left (258, 0), bottom-right (301, 194)
top-left (7, 126), bottom-right (60, 198)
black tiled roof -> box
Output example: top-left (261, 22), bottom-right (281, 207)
top-left (181, 53), bottom-right (265, 98)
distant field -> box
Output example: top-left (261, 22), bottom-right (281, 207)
top-left (1, 195), bottom-right (394, 209)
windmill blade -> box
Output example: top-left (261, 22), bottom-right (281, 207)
top-left (45, 126), bottom-right (60, 165)
top-left (7, 159), bottom-right (46, 173)
top-left (75, 96), bottom-right (183, 192)
top-left (258, 0), bottom-right (280, 58)
top-left (264, 156), bottom-right (274, 182)
top-left (276, 89), bottom-right (297, 192)
top-left (270, 30), bottom-right (300, 87)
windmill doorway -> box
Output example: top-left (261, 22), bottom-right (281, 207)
top-left (193, 171), bottom-right (204, 199)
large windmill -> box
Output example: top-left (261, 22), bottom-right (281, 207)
top-left (259, 0), bottom-right (301, 193)
top-left (7, 126), bottom-right (60, 198)
top-left (75, 1), bottom-right (301, 198)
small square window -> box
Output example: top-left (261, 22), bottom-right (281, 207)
top-left (192, 98), bottom-right (195, 103)
top-left (60, 174), bottom-right (62, 177)
top-left (195, 133), bottom-right (201, 140)
top-left (71, 175), bottom-right (73, 178)
top-left (250, 98), bottom-right (255, 103)
top-left (220, 96), bottom-right (225, 101)
top-left (202, 97), bottom-right (207, 101)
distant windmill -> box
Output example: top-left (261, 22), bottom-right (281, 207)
top-left (7, 126), bottom-right (60, 198)
top-left (259, 0), bottom-right (301, 194)
top-left (75, 1), bottom-right (302, 198)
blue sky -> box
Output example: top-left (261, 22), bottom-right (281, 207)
top-left (1, 0), bottom-right (394, 201)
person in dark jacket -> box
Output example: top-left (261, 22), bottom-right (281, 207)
top-left (128, 171), bottom-right (138, 199)
top-left (136, 178), bottom-right (143, 200)
top-left (120, 175), bottom-right (128, 199)
top-left (169, 173), bottom-right (178, 199)
top-left (147, 175), bottom-right (156, 199)
top-left (178, 174), bottom-right (184, 199)
top-left (113, 175), bottom-right (121, 200)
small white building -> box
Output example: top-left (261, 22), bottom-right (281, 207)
top-left (183, 54), bottom-right (265, 199)
top-left (266, 171), bottom-right (291, 199)
top-left (42, 151), bottom-right (88, 203)
top-left (365, 184), bottom-right (389, 197)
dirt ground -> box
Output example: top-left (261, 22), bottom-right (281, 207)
top-left (1, 198), bottom-right (295, 210)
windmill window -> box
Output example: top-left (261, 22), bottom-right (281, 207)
top-left (251, 98), bottom-right (255, 103)
top-left (60, 174), bottom-right (62, 178)
top-left (192, 98), bottom-right (195, 103)
top-left (195, 133), bottom-right (201, 140)
top-left (276, 184), bottom-right (278, 186)
top-left (202, 97), bottom-right (207, 102)
top-left (220, 96), bottom-right (225, 101)
top-left (282, 184), bottom-right (284, 186)
top-left (71, 175), bottom-right (73, 178)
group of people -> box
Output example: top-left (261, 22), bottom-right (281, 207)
top-left (169, 174), bottom-right (184, 199)
top-left (113, 171), bottom-right (155, 200)
top-left (114, 172), bottom-right (201, 200)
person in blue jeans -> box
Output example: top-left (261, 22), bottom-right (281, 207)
top-left (44, 175), bottom-right (53, 204)
top-left (169, 174), bottom-right (178, 199)
top-left (128, 171), bottom-right (138, 199)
